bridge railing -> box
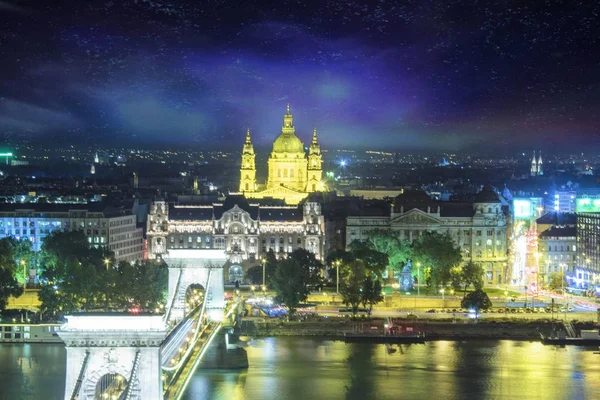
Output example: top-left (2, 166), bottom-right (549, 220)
top-left (162, 269), bottom-right (212, 376)
top-left (164, 268), bottom-right (183, 325)
top-left (69, 350), bottom-right (90, 400)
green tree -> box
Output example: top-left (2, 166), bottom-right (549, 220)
top-left (272, 258), bottom-right (310, 318)
top-left (461, 289), bottom-right (492, 318)
top-left (288, 248), bottom-right (324, 287)
top-left (347, 240), bottom-right (387, 278)
top-left (366, 229), bottom-right (411, 272)
top-left (411, 232), bottom-right (462, 289)
top-left (548, 272), bottom-right (567, 291)
top-left (360, 276), bottom-right (384, 315)
top-left (461, 261), bottom-right (484, 293)
top-left (245, 265), bottom-right (263, 285)
top-left (340, 260), bottom-right (366, 316)
top-left (114, 260), bottom-right (168, 310)
top-left (0, 237), bottom-right (34, 285)
top-left (0, 267), bottom-right (24, 312)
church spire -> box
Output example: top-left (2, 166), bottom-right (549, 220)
top-left (239, 128), bottom-right (256, 193)
top-left (312, 128), bottom-right (318, 145)
top-left (530, 150), bottom-right (537, 177)
top-left (245, 128), bottom-right (252, 144)
top-left (537, 151), bottom-right (543, 176)
top-left (283, 103), bottom-right (294, 130)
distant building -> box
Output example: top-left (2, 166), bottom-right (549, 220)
top-left (239, 104), bottom-right (324, 205)
top-left (538, 226), bottom-right (577, 285)
top-left (146, 195), bottom-right (324, 284)
top-left (346, 187), bottom-right (509, 285)
top-left (530, 151), bottom-right (543, 177)
top-left (576, 197), bottom-right (600, 286)
top-left (348, 188), bottom-right (404, 200)
top-left (0, 203), bottom-right (143, 262)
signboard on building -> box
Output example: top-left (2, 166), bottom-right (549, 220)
top-left (576, 198), bottom-right (600, 213)
top-left (513, 199), bottom-right (532, 219)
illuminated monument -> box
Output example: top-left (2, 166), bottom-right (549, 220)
top-left (240, 104), bottom-right (324, 205)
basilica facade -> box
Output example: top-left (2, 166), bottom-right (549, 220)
top-left (239, 104), bottom-right (324, 205)
top-left (146, 195), bottom-right (325, 284)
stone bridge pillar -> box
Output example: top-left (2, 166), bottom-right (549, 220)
top-left (163, 249), bottom-right (227, 324)
top-left (58, 314), bottom-right (167, 400)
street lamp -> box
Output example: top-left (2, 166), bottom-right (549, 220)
top-left (416, 263), bottom-right (421, 297)
top-left (334, 260), bottom-right (341, 295)
top-left (104, 258), bottom-right (110, 271)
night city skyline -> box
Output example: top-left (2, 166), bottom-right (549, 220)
top-left (1, 0), bottom-right (599, 152)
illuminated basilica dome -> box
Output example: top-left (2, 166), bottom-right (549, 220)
top-left (271, 104), bottom-right (305, 155)
top-left (272, 132), bottom-right (304, 154)
top-left (239, 103), bottom-right (324, 204)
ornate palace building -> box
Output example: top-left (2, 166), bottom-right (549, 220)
top-left (346, 188), bottom-right (509, 285)
top-left (146, 195), bottom-right (324, 283)
top-left (239, 104), bottom-right (324, 205)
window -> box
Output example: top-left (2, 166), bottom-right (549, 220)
top-left (476, 230), bottom-right (482, 236)
top-left (487, 230), bottom-right (493, 236)
top-left (188, 236), bottom-right (192, 243)
top-left (488, 207), bottom-right (492, 213)
top-left (197, 236), bottom-right (201, 243)
top-left (288, 237), bottom-right (293, 244)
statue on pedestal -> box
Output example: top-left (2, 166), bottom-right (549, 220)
top-left (400, 259), bottom-right (413, 291)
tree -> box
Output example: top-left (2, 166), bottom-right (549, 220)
top-left (340, 260), bottom-right (366, 316)
top-left (0, 267), bottom-right (24, 312)
top-left (366, 229), bottom-right (411, 272)
top-left (411, 232), bottom-right (462, 289)
top-left (288, 248), bottom-right (324, 287)
top-left (37, 231), bottom-right (168, 319)
top-left (347, 240), bottom-right (387, 279)
top-left (0, 237), bottom-right (34, 285)
top-left (114, 259), bottom-right (168, 310)
top-left (461, 289), bottom-right (492, 318)
top-left (272, 258), bottom-right (310, 318)
top-left (245, 265), bottom-right (263, 285)
top-left (461, 261), bottom-right (484, 293)
top-left (548, 272), bottom-right (567, 291)
top-left (360, 276), bottom-right (383, 315)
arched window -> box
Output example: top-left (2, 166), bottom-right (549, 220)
top-left (290, 169), bottom-right (294, 177)
top-left (284, 169), bottom-right (288, 178)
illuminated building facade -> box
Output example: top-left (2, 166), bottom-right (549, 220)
top-left (530, 150), bottom-right (543, 176)
top-left (346, 188), bottom-right (509, 285)
top-left (146, 195), bottom-right (324, 284)
top-left (0, 203), bottom-right (143, 262)
top-left (239, 104), bottom-right (323, 205)
top-left (538, 226), bottom-right (577, 284)
top-left (576, 197), bottom-right (600, 286)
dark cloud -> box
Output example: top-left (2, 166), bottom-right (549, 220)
top-left (0, 0), bottom-right (598, 151)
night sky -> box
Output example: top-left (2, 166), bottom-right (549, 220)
top-left (1, 0), bottom-right (599, 151)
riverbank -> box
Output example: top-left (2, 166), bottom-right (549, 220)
top-left (240, 317), bottom-right (600, 341)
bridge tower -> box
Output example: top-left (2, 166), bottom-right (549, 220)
top-left (57, 314), bottom-right (167, 400)
top-left (163, 249), bottom-right (227, 324)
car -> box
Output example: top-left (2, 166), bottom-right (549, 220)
top-left (426, 309), bottom-right (437, 313)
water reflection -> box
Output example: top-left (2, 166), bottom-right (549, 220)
top-left (1, 340), bottom-right (599, 400)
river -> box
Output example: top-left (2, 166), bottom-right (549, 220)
top-left (1, 339), bottom-right (599, 400)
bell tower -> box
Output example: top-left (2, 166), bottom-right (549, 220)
top-left (530, 150), bottom-right (538, 177)
top-left (307, 128), bottom-right (323, 192)
top-left (239, 128), bottom-right (256, 193)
